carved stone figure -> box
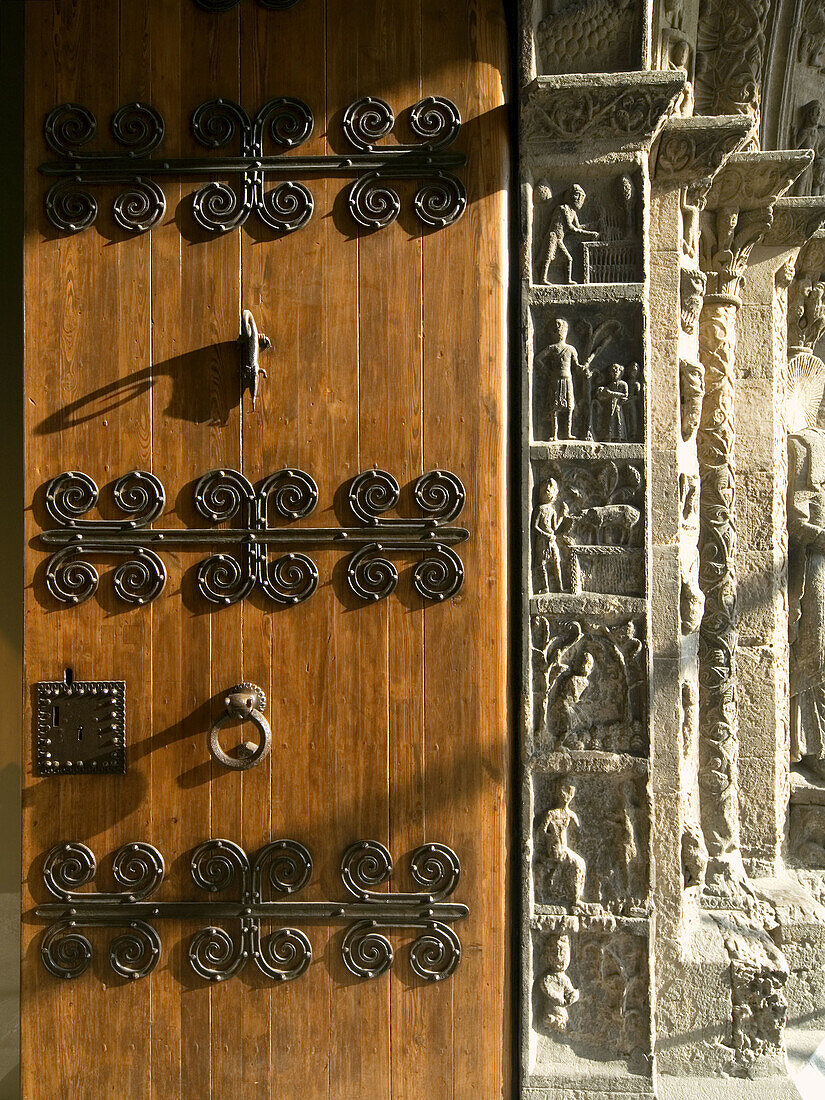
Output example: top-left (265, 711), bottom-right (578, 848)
top-left (535, 182), bottom-right (599, 284)
top-left (551, 651), bottom-right (596, 748)
top-left (532, 478), bottom-right (570, 593)
top-left (539, 932), bottom-right (579, 1030)
top-left (624, 362), bottom-right (642, 440)
top-left (594, 363), bottom-right (629, 441)
top-left (792, 275), bottom-right (825, 353)
top-left (679, 358), bottom-right (705, 439)
top-left (797, 0), bottom-right (825, 72)
top-left (796, 101), bottom-right (825, 197)
top-left (679, 472), bottom-right (704, 634)
top-left (602, 779), bottom-right (646, 907)
top-left (575, 931), bottom-right (650, 1058)
top-left (538, 779), bottom-right (586, 908)
top-left (664, 31), bottom-right (694, 117)
top-left (535, 318), bottom-right (594, 439)
top-left (788, 388), bottom-right (825, 781)
top-left (682, 822), bottom-right (709, 888)
top-left (576, 503), bottom-right (640, 545)
top-left (680, 266), bottom-right (707, 335)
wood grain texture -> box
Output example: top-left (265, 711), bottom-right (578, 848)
top-left (22, 2), bottom-right (510, 1096)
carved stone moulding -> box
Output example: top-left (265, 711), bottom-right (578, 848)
top-left (528, 916), bottom-right (651, 1076)
top-left (521, 72), bottom-right (686, 147)
top-left (705, 149), bottom-right (814, 212)
top-left (651, 115), bottom-right (754, 185)
top-left (762, 197), bottom-right (825, 248)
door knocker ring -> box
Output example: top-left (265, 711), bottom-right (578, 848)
top-left (208, 682), bottom-right (271, 770)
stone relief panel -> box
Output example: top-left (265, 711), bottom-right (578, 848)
top-left (530, 917), bottom-right (651, 1070)
top-left (531, 614), bottom-right (648, 754)
top-left (531, 173), bottom-right (643, 285)
top-left (531, 459), bottom-right (644, 598)
top-left (535, 0), bottom-right (643, 77)
top-left (533, 767), bottom-right (649, 912)
top-left (530, 304), bottom-right (644, 443)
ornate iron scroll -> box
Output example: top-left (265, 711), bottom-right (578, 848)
top-left (39, 468), bottom-right (468, 607)
top-left (36, 839), bottom-right (468, 983)
top-left (40, 97), bottom-right (466, 235)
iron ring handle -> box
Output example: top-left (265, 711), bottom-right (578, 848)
top-left (208, 682), bottom-right (272, 771)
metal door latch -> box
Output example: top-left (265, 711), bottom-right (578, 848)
top-left (238, 309), bottom-right (271, 409)
top-left (208, 682), bottom-right (271, 770)
top-left (35, 670), bottom-right (126, 776)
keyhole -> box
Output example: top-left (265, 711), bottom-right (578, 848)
top-left (76, 725), bottom-right (83, 742)
top-left (52, 706), bottom-right (59, 727)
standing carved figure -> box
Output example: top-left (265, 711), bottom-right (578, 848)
top-left (532, 478), bottom-right (569, 592)
top-left (539, 780), bottom-right (586, 907)
top-left (796, 101), bottom-right (825, 196)
top-left (536, 318), bottom-right (593, 440)
top-left (540, 933), bottom-right (579, 1030)
top-left (789, 403), bottom-right (825, 781)
top-left (536, 183), bottom-right (599, 284)
top-left (595, 362), bottom-right (629, 441)
top-left (625, 362), bottom-right (642, 440)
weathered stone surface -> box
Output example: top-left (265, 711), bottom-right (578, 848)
top-left (518, 1), bottom-right (825, 1095)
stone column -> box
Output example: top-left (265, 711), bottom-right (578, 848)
top-left (697, 277), bottom-right (749, 890)
top-left (696, 155), bottom-right (812, 894)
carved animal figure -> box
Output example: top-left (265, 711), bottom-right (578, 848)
top-left (576, 504), bottom-right (640, 546)
top-left (537, 0), bottom-right (637, 75)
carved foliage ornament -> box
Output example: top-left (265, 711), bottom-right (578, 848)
top-left (40, 468), bottom-right (468, 607)
top-left (523, 74), bottom-right (685, 144)
top-left (36, 839), bottom-right (467, 984)
top-left (40, 97), bottom-right (466, 235)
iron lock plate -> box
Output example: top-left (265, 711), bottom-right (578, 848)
top-left (35, 677), bottom-right (126, 776)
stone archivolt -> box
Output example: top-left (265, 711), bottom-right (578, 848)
top-left (518, 0), bottom-right (825, 1096)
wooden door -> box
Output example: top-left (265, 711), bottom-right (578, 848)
top-left (22, 2), bottom-right (510, 1097)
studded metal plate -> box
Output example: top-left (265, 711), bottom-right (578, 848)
top-left (35, 677), bottom-right (126, 776)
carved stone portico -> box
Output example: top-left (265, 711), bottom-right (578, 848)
top-left (519, 0), bottom-right (825, 1096)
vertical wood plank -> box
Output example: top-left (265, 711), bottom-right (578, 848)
top-left (421, 3), bottom-right (511, 1096)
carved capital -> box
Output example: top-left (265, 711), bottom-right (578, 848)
top-left (522, 72), bottom-right (685, 146)
top-left (699, 152), bottom-right (814, 296)
top-left (652, 116), bottom-right (753, 186)
top-left (706, 150), bottom-right (814, 212)
top-left (701, 206), bottom-right (774, 298)
top-left (761, 198), bottom-right (825, 248)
